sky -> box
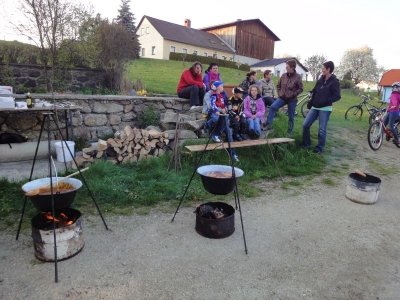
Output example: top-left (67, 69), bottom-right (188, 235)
top-left (1, 0), bottom-right (399, 70)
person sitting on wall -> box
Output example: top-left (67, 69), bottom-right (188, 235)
top-left (203, 63), bottom-right (222, 92)
top-left (258, 70), bottom-right (277, 107)
top-left (239, 71), bottom-right (257, 98)
top-left (177, 61), bottom-right (205, 110)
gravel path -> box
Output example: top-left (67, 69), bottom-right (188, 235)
top-left (1, 128), bottom-right (400, 299)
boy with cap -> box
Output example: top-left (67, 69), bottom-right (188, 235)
top-left (228, 87), bottom-right (247, 141)
top-left (205, 81), bottom-right (239, 161)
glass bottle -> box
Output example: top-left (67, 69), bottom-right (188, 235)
top-left (26, 92), bottom-right (33, 108)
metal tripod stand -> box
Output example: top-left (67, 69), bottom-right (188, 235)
top-left (171, 115), bottom-right (248, 254)
top-left (15, 112), bottom-right (109, 282)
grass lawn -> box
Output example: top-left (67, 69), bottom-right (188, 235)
top-left (0, 58), bottom-right (381, 227)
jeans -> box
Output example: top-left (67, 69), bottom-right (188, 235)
top-left (302, 108), bottom-right (331, 152)
top-left (230, 115), bottom-right (247, 136)
top-left (384, 111), bottom-right (400, 141)
top-left (207, 114), bottom-right (236, 155)
top-left (247, 117), bottom-right (261, 136)
top-left (263, 96), bottom-right (275, 107)
top-left (178, 85), bottom-right (205, 106)
top-left (266, 97), bottom-right (297, 134)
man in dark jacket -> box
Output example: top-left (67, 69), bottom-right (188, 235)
top-left (302, 61), bottom-right (341, 153)
top-left (265, 59), bottom-right (303, 136)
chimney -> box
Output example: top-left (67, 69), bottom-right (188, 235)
top-left (184, 19), bottom-right (191, 28)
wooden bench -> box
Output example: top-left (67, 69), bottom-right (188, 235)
top-left (185, 137), bottom-right (295, 152)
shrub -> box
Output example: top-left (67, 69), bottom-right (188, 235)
top-left (340, 79), bottom-right (354, 89)
top-left (169, 52), bottom-right (250, 71)
top-left (138, 107), bottom-right (159, 128)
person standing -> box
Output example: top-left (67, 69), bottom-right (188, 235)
top-left (265, 59), bottom-right (303, 136)
top-left (177, 61), bottom-right (205, 110)
top-left (302, 61), bottom-right (341, 153)
top-left (203, 63), bottom-right (222, 92)
top-left (258, 70), bottom-right (277, 107)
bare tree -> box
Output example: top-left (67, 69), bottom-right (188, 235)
top-left (16, 0), bottom-right (91, 92)
top-left (338, 46), bottom-right (380, 84)
top-left (304, 54), bottom-right (327, 81)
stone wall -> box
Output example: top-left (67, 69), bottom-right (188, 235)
top-left (0, 94), bottom-right (204, 145)
top-left (0, 64), bottom-right (106, 93)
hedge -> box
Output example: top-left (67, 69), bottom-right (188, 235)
top-left (169, 52), bottom-right (250, 71)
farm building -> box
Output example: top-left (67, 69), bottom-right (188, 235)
top-left (201, 19), bottom-right (280, 65)
top-left (379, 69), bottom-right (400, 102)
top-left (136, 16), bottom-right (280, 65)
top-left (136, 16), bottom-right (235, 62)
top-left (250, 58), bottom-right (309, 80)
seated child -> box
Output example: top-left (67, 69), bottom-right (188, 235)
top-left (243, 84), bottom-right (265, 139)
top-left (384, 82), bottom-right (400, 145)
top-left (206, 81), bottom-right (239, 161)
top-left (228, 87), bottom-right (247, 141)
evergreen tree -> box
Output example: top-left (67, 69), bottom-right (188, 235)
top-left (116, 0), bottom-right (140, 58)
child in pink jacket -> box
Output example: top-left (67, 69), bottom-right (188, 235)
top-left (243, 84), bottom-right (265, 139)
top-left (384, 82), bottom-right (400, 145)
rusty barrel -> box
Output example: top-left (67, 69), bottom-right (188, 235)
top-left (345, 173), bottom-right (381, 204)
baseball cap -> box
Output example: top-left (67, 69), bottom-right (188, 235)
top-left (213, 81), bottom-right (224, 88)
top-left (233, 87), bottom-right (244, 94)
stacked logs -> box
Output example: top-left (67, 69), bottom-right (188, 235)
top-left (74, 125), bottom-right (169, 167)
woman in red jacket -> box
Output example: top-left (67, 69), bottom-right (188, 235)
top-left (177, 62), bottom-right (206, 110)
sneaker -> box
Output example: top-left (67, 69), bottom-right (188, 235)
top-left (211, 135), bottom-right (221, 143)
top-left (313, 148), bottom-right (322, 154)
top-left (232, 154), bottom-right (240, 162)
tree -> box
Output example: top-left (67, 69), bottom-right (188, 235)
top-left (96, 21), bottom-right (137, 90)
top-left (304, 54), bottom-right (327, 81)
top-left (116, 0), bottom-right (140, 58)
top-left (338, 46), bottom-right (380, 84)
top-left (16, 0), bottom-right (91, 91)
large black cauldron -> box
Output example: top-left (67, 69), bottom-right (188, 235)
top-left (22, 177), bottom-right (82, 211)
top-left (197, 165), bottom-right (244, 195)
top-left (195, 202), bottom-right (235, 239)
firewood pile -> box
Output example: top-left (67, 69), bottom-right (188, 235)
top-left (73, 125), bottom-right (170, 168)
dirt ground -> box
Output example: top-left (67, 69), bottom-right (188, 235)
top-left (1, 127), bottom-right (400, 300)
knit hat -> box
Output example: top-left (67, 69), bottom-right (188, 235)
top-left (212, 81), bottom-right (224, 88)
top-left (233, 87), bottom-right (244, 94)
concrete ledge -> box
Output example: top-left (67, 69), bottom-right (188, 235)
top-left (0, 141), bottom-right (50, 162)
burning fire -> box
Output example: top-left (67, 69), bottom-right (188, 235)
top-left (42, 212), bottom-right (74, 226)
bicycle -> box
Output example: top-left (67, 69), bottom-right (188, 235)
top-left (367, 110), bottom-right (400, 150)
top-left (345, 94), bottom-right (385, 123)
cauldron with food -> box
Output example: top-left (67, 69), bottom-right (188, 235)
top-left (196, 165), bottom-right (244, 195)
top-left (22, 177), bottom-right (82, 211)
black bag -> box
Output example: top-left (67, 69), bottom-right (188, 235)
top-left (0, 132), bottom-right (28, 149)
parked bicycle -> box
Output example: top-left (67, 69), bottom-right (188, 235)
top-left (295, 92), bottom-right (312, 118)
top-left (345, 94), bottom-right (385, 123)
top-left (367, 110), bottom-right (400, 150)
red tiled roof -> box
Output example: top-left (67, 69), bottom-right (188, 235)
top-left (379, 69), bottom-right (400, 86)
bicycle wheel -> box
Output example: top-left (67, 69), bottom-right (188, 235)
top-left (367, 121), bottom-right (383, 150)
top-left (301, 100), bottom-right (310, 118)
top-left (345, 105), bottom-right (363, 120)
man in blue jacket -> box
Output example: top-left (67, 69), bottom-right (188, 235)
top-left (302, 61), bottom-right (341, 154)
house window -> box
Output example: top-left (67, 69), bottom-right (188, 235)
top-left (204, 52), bottom-right (208, 57)
top-left (152, 46), bottom-right (156, 55)
top-left (276, 70), bottom-right (280, 77)
top-left (141, 48), bottom-right (145, 57)
top-left (213, 53), bottom-right (217, 59)
top-left (182, 48), bottom-right (187, 54)
top-left (193, 50), bottom-right (198, 55)
top-left (222, 56), bottom-right (226, 60)
top-left (140, 28), bottom-right (144, 36)
top-left (146, 27), bottom-right (149, 34)
top-left (170, 46), bottom-right (176, 53)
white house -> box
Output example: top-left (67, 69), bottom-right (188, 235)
top-left (250, 58), bottom-right (309, 80)
top-left (136, 16), bottom-right (235, 61)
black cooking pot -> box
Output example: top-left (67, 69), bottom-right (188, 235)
top-left (197, 165), bottom-right (244, 195)
top-left (22, 177), bottom-right (82, 212)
